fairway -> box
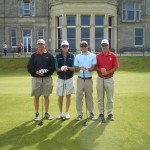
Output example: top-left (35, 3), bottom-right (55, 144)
top-left (0, 57), bottom-right (150, 150)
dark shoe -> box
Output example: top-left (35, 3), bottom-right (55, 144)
top-left (45, 112), bottom-right (53, 120)
top-left (99, 114), bottom-right (104, 121)
top-left (108, 114), bottom-right (114, 121)
top-left (76, 115), bottom-right (82, 121)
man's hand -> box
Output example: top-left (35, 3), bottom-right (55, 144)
top-left (80, 66), bottom-right (88, 72)
top-left (100, 68), bottom-right (108, 75)
top-left (36, 70), bottom-right (44, 76)
top-left (61, 66), bottom-right (68, 72)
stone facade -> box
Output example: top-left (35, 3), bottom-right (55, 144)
top-left (0, 0), bottom-right (150, 52)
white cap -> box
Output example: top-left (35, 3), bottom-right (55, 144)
top-left (80, 41), bottom-right (88, 45)
top-left (61, 40), bottom-right (69, 46)
top-left (101, 39), bottom-right (109, 45)
top-left (37, 39), bottom-right (45, 44)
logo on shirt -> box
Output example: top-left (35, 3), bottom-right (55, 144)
top-left (110, 57), bottom-right (112, 61)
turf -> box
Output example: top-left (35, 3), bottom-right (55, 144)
top-left (0, 57), bottom-right (150, 150)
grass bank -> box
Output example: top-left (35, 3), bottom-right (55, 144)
top-left (0, 56), bottom-right (150, 76)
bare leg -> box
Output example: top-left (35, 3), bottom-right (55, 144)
top-left (44, 96), bottom-right (49, 113)
top-left (34, 96), bottom-right (40, 113)
top-left (66, 95), bottom-right (71, 112)
top-left (58, 96), bottom-right (63, 112)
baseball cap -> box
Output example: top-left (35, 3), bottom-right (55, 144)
top-left (37, 39), bottom-right (45, 44)
top-left (61, 40), bottom-right (69, 46)
top-left (101, 39), bottom-right (109, 45)
top-left (80, 41), bottom-right (88, 45)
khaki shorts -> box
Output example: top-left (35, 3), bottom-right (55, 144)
top-left (56, 77), bottom-right (75, 96)
top-left (31, 77), bottom-right (53, 96)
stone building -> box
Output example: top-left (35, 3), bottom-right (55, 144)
top-left (0, 0), bottom-right (150, 53)
top-left (0, 0), bottom-right (50, 52)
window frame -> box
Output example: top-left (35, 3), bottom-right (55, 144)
top-left (134, 28), bottom-right (144, 47)
top-left (81, 15), bottom-right (91, 45)
top-left (56, 16), bottom-right (63, 49)
top-left (95, 15), bottom-right (104, 49)
top-left (122, 2), bottom-right (141, 22)
top-left (18, 0), bottom-right (35, 17)
top-left (10, 29), bottom-right (17, 48)
top-left (66, 15), bottom-right (76, 49)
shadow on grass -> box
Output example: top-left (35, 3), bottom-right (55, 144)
top-left (0, 118), bottom-right (109, 150)
top-left (36, 119), bottom-right (110, 150)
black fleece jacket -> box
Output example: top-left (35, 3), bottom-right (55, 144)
top-left (27, 52), bottom-right (55, 77)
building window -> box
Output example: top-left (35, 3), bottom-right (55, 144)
top-left (135, 28), bottom-right (144, 46)
top-left (81, 15), bottom-right (90, 45)
top-left (122, 2), bottom-right (140, 22)
top-left (95, 15), bottom-right (104, 49)
top-left (57, 16), bottom-right (62, 49)
top-left (108, 16), bottom-right (113, 48)
top-left (18, 0), bottom-right (35, 17)
top-left (38, 29), bottom-right (44, 40)
top-left (67, 15), bottom-right (76, 49)
top-left (10, 29), bottom-right (17, 47)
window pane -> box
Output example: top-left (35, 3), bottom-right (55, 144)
top-left (95, 16), bottom-right (104, 26)
top-left (123, 10), bottom-right (126, 20)
top-left (127, 3), bottom-right (134, 10)
top-left (95, 28), bottom-right (103, 38)
top-left (12, 38), bottom-right (17, 47)
top-left (109, 17), bottom-right (112, 26)
top-left (67, 16), bottom-right (76, 26)
top-left (128, 11), bottom-right (134, 20)
top-left (68, 39), bottom-right (76, 49)
top-left (95, 39), bottom-right (103, 49)
top-left (136, 11), bottom-right (139, 20)
top-left (81, 28), bottom-right (90, 38)
top-left (11, 30), bottom-right (16, 37)
top-left (11, 29), bottom-right (17, 47)
top-left (23, 30), bottom-right (31, 36)
top-left (135, 37), bottom-right (143, 45)
top-left (38, 29), bottom-right (44, 36)
top-left (81, 16), bottom-right (90, 26)
top-left (58, 28), bottom-right (62, 39)
top-left (122, 2), bottom-right (126, 9)
top-left (81, 39), bottom-right (90, 46)
top-left (67, 28), bottom-right (75, 38)
top-left (135, 29), bottom-right (143, 36)
top-left (57, 16), bottom-right (62, 26)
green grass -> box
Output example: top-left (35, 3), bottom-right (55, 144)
top-left (0, 57), bottom-right (150, 150)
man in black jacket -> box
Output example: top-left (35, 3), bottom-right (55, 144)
top-left (27, 39), bottom-right (55, 121)
top-left (55, 40), bottom-right (75, 119)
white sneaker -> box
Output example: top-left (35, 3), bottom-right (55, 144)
top-left (90, 113), bottom-right (97, 121)
top-left (57, 112), bottom-right (62, 119)
top-left (65, 112), bottom-right (70, 119)
top-left (34, 113), bottom-right (39, 121)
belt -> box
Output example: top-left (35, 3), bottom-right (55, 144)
top-left (99, 76), bottom-right (113, 79)
top-left (78, 76), bottom-right (92, 79)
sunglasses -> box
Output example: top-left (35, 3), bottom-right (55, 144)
top-left (62, 45), bottom-right (68, 48)
top-left (38, 43), bottom-right (44, 45)
top-left (102, 44), bottom-right (108, 47)
top-left (81, 45), bottom-right (87, 48)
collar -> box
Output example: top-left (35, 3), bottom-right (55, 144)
top-left (100, 51), bottom-right (111, 56)
top-left (36, 49), bottom-right (47, 54)
top-left (81, 51), bottom-right (90, 55)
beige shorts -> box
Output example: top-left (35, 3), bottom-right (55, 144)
top-left (31, 77), bottom-right (53, 96)
top-left (56, 77), bottom-right (75, 96)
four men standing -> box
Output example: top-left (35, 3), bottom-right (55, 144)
top-left (27, 39), bottom-right (118, 121)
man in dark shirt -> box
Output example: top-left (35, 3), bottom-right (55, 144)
top-left (27, 39), bottom-right (55, 121)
